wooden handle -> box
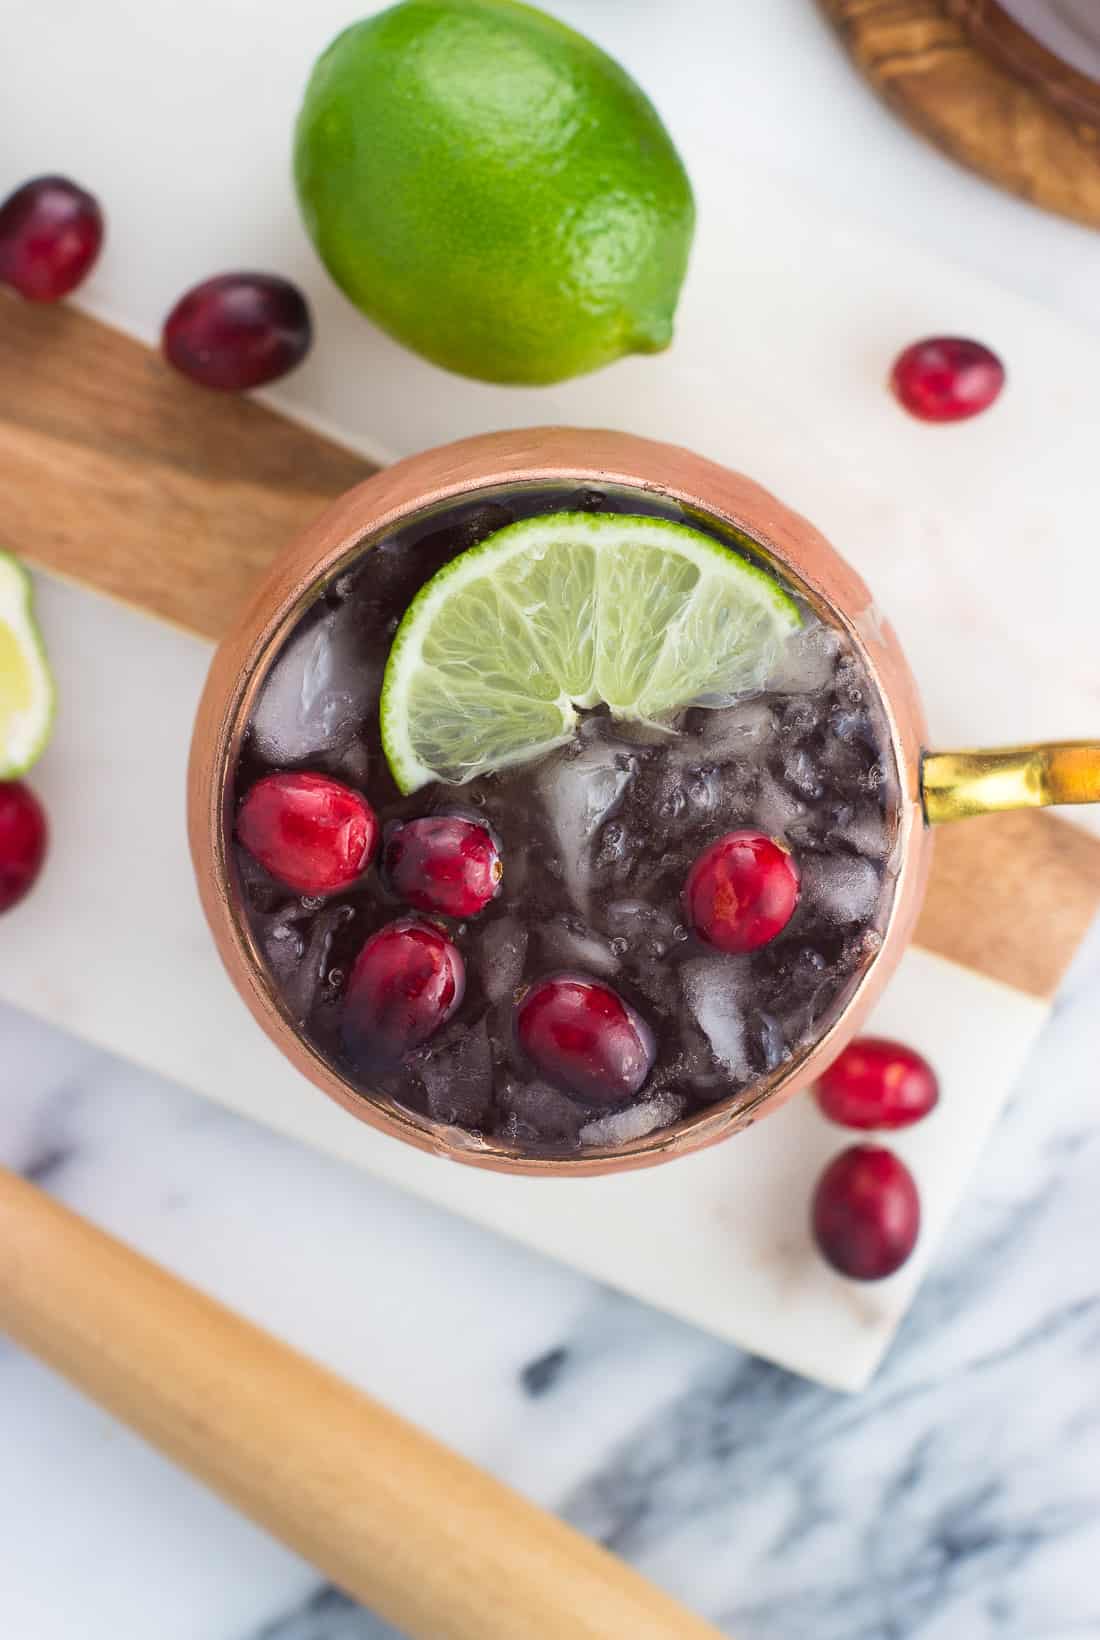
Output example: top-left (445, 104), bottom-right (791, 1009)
top-left (0, 294), bottom-right (372, 639)
top-left (0, 1166), bottom-right (722, 1640)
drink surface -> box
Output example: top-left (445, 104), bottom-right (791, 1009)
top-left (232, 483), bottom-right (902, 1155)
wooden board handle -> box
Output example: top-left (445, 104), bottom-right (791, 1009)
top-left (0, 1165), bottom-right (723, 1640)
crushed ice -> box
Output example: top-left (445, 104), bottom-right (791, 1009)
top-left (680, 956), bottom-right (753, 1077)
top-left (537, 740), bottom-right (635, 908)
top-left (251, 611), bottom-right (379, 765)
top-left (580, 1091), bottom-right (685, 1146)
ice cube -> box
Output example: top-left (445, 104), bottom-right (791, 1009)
top-left (680, 957), bottom-right (753, 1076)
top-left (595, 821), bottom-right (629, 870)
top-left (580, 1091), bottom-right (685, 1147)
top-left (781, 747), bottom-right (825, 800)
top-left (419, 1020), bottom-right (494, 1127)
top-left (751, 772), bottom-right (806, 839)
top-left (757, 1012), bottom-right (789, 1072)
top-left (251, 608), bottom-right (380, 765)
top-left (801, 854), bottom-right (881, 924)
top-left (779, 698), bottom-right (820, 741)
top-left (605, 899), bottom-right (676, 940)
top-left (768, 944), bottom-right (830, 1022)
top-left (829, 803), bottom-right (889, 859)
top-left (632, 954), bottom-right (680, 1013)
top-left (477, 916), bottom-right (528, 1004)
top-left (279, 903), bottom-right (352, 1026)
top-left (652, 752), bottom-right (721, 827)
top-left (498, 1079), bottom-right (584, 1143)
top-left (255, 915), bottom-right (305, 1000)
top-left (539, 918), bottom-right (619, 977)
top-left (835, 654), bottom-right (865, 706)
top-left (817, 721), bottom-right (881, 802)
top-left (538, 742), bottom-right (636, 908)
top-left (766, 625), bottom-right (840, 694)
top-left (828, 704), bottom-right (875, 747)
top-left (698, 699), bottom-right (777, 761)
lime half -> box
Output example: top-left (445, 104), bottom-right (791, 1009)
top-left (0, 552), bottom-right (54, 778)
top-left (381, 513), bottom-right (799, 794)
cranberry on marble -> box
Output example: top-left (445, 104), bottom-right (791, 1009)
top-left (0, 782), bottom-right (47, 913)
top-left (890, 337), bottom-right (1004, 423)
top-left (816, 1037), bottom-right (938, 1130)
top-left (812, 1144), bottom-right (920, 1281)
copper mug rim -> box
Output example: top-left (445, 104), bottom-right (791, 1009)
top-left (187, 427), bottom-right (1097, 1178)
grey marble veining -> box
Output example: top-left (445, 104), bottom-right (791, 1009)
top-left (2, 915), bottom-right (1099, 1640)
top-left (258, 1588), bottom-right (404, 1639)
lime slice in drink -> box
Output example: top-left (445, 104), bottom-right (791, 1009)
top-left (0, 551), bottom-right (55, 778)
top-left (381, 513), bottom-right (799, 794)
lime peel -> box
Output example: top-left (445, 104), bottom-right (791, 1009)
top-left (381, 513), bottom-right (800, 794)
top-left (0, 551), bottom-right (55, 779)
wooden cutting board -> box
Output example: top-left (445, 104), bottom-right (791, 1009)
top-left (4, 294), bottom-right (1100, 1004)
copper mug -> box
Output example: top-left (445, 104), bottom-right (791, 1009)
top-left (188, 428), bottom-right (1099, 1176)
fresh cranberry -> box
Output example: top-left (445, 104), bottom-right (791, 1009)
top-left (683, 830), bottom-right (799, 954)
top-left (812, 1145), bottom-right (920, 1281)
top-left (515, 975), bottom-right (654, 1107)
top-left (385, 815), bottom-right (502, 918)
top-left (237, 771), bottom-right (377, 896)
top-left (0, 782), bottom-right (48, 912)
top-left (816, 1037), bottom-right (939, 1131)
top-left (162, 273), bottom-right (312, 391)
top-left (343, 918), bottom-right (464, 1065)
top-left (0, 176), bottom-right (103, 302)
top-left (890, 337), bottom-right (1004, 423)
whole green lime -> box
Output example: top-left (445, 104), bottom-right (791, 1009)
top-left (294, 0), bottom-right (695, 384)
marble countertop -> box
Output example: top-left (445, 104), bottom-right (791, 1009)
top-left (3, 924), bottom-right (1099, 1639)
top-left (5, 1), bottom-right (1100, 1635)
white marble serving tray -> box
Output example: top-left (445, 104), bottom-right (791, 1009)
top-left (4, 0), bottom-right (1098, 1389)
top-left (0, 566), bottom-right (1047, 1394)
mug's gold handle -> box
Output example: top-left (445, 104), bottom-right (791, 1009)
top-left (922, 742), bottom-right (1100, 825)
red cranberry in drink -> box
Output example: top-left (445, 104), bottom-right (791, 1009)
top-left (162, 273), bottom-right (312, 391)
top-left (0, 782), bottom-right (48, 913)
top-left (0, 176), bottom-right (103, 302)
top-left (516, 975), bottom-right (655, 1107)
top-left (385, 815), bottom-right (502, 918)
top-left (684, 830), bottom-right (800, 954)
top-left (890, 337), bottom-right (1004, 423)
top-left (343, 917), bottom-right (464, 1065)
top-left (812, 1144), bottom-right (920, 1280)
top-left (237, 771), bottom-right (378, 896)
top-left (816, 1036), bottom-right (938, 1131)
